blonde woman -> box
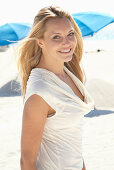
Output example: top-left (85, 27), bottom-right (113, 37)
top-left (17, 6), bottom-right (94, 170)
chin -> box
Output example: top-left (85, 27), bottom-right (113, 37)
top-left (63, 55), bottom-right (73, 62)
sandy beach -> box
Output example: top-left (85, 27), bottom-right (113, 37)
top-left (0, 40), bottom-right (114, 170)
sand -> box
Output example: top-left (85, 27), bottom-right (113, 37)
top-left (0, 40), bottom-right (114, 170)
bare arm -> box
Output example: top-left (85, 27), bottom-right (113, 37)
top-left (20, 94), bottom-right (50, 170)
top-left (82, 159), bottom-right (86, 170)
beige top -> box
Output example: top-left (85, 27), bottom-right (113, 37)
top-left (24, 65), bottom-right (94, 170)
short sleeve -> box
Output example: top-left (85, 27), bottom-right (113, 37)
top-left (24, 79), bottom-right (57, 111)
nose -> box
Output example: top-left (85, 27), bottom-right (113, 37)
top-left (62, 36), bottom-right (70, 45)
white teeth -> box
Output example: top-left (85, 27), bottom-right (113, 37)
top-left (59, 49), bottom-right (71, 53)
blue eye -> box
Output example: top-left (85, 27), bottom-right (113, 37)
top-left (53, 35), bottom-right (60, 39)
top-left (68, 32), bottom-right (75, 36)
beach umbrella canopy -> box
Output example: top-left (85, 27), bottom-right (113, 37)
top-left (84, 22), bottom-right (114, 40)
top-left (72, 12), bottom-right (114, 37)
top-left (0, 23), bottom-right (32, 46)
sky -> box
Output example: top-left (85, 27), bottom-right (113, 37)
top-left (0, 0), bottom-right (114, 25)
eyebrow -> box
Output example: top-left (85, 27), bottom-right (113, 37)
top-left (51, 29), bottom-right (74, 35)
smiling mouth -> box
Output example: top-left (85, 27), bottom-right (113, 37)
top-left (58, 48), bottom-right (72, 54)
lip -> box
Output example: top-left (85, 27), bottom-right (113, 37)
top-left (58, 48), bottom-right (72, 54)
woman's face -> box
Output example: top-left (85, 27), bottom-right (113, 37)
top-left (38, 17), bottom-right (77, 63)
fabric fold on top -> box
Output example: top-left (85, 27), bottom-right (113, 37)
top-left (24, 65), bottom-right (95, 170)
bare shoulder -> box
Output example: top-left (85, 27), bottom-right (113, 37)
top-left (21, 94), bottom-right (50, 164)
top-left (24, 94), bottom-right (50, 117)
top-left (22, 94), bottom-right (51, 137)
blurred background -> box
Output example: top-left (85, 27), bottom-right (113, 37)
top-left (0, 0), bottom-right (114, 25)
top-left (0, 0), bottom-right (114, 170)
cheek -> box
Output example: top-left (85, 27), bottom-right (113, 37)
top-left (70, 36), bottom-right (77, 49)
top-left (43, 41), bottom-right (59, 54)
top-left (47, 40), bottom-right (61, 50)
top-left (43, 41), bottom-right (52, 51)
top-left (45, 39), bottom-right (58, 47)
top-left (73, 36), bottom-right (77, 45)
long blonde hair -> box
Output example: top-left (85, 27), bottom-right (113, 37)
top-left (17, 6), bottom-right (84, 103)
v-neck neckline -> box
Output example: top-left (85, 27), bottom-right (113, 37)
top-left (32, 65), bottom-right (87, 105)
